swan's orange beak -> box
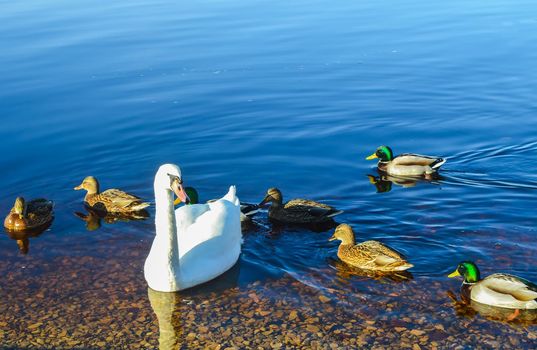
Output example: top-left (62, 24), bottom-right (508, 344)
top-left (171, 179), bottom-right (190, 205)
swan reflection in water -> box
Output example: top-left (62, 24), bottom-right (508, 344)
top-left (367, 173), bottom-right (444, 193)
top-left (148, 262), bottom-right (241, 350)
top-left (148, 287), bottom-right (183, 350)
top-left (74, 207), bottom-right (149, 231)
top-left (4, 222), bottom-right (52, 254)
top-left (447, 290), bottom-right (537, 324)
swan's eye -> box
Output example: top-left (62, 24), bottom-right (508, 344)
top-left (167, 174), bottom-right (182, 186)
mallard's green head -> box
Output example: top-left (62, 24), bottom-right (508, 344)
top-left (448, 261), bottom-right (481, 284)
top-left (14, 197), bottom-right (25, 217)
top-left (184, 187), bottom-right (199, 204)
top-left (366, 146), bottom-right (394, 162)
top-left (173, 187), bottom-right (199, 206)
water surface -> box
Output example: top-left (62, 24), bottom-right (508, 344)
top-left (1, 0), bottom-right (537, 348)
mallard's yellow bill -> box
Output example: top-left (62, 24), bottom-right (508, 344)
top-left (448, 269), bottom-right (460, 278)
top-left (366, 153), bottom-right (378, 160)
top-left (173, 197), bottom-right (182, 206)
top-left (367, 175), bottom-right (377, 184)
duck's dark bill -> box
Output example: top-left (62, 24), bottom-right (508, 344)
top-left (259, 195), bottom-right (271, 206)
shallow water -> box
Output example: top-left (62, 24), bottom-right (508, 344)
top-left (1, 0), bottom-right (537, 348)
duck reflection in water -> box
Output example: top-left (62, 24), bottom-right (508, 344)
top-left (74, 206), bottom-right (149, 231)
top-left (328, 258), bottom-right (413, 283)
top-left (367, 172), bottom-right (444, 193)
top-left (447, 290), bottom-right (537, 324)
top-left (148, 262), bottom-right (241, 349)
top-left (5, 222), bottom-right (51, 254)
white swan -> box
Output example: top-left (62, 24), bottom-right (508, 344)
top-left (144, 164), bottom-right (242, 292)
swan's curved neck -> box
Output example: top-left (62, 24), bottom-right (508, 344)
top-left (154, 183), bottom-right (179, 258)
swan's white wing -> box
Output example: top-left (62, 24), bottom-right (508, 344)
top-left (176, 188), bottom-right (242, 288)
top-left (175, 202), bottom-right (210, 228)
top-left (176, 203), bottom-right (240, 256)
top-left (174, 186), bottom-right (240, 252)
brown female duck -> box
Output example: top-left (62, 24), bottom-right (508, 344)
top-left (329, 224), bottom-right (413, 271)
top-left (259, 187), bottom-right (342, 224)
top-left (74, 176), bottom-right (150, 213)
top-left (4, 197), bottom-right (54, 232)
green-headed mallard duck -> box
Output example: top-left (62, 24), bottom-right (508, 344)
top-left (366, 146), bottom-right (446, 176)
top-left (329, 224), bottom-right (413, 271)
top-left (448, 261), bottom-right (537, 310)
top-left (4, 197), bottom-right (54, 232)
top-left (74, 176), bottom-right (150, 213)
top-left (174, 187), bottom-right (259, 223)
top-left (259, 187), bottom-right (342, 224)
top-left (173, 187), bottom-right (199, 207)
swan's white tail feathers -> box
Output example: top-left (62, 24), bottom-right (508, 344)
top-left (224, 185), bottom-right (240, 205)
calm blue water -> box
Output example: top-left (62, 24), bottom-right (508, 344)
top-left (1, 0), bottom-right (537, 347)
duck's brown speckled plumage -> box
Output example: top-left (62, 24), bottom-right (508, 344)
top-left (74, 176), bottom-right (150, 213)
top-left (260, 188), bottom-right (342, 224)
top-left (4, 197), bottom-right (54, 232)
top-left (329, 224), bottom-right (413, 271)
